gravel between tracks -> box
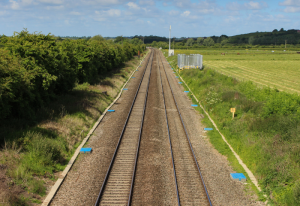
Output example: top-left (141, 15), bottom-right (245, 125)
top-left (50, 49), bottom-right (264, 206)
top-left (131, 52), bottom-right (177, 205)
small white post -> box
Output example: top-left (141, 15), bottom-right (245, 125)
top-left (169, 25), bottom-right (171, 56)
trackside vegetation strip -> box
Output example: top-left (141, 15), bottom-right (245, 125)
top-left (165, 51), bottom-right (300, 205)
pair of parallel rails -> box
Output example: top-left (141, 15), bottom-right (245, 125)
top-left (95, 49), bottom-right (212, 206)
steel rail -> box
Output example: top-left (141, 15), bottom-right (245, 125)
top-left (95, 49), bottom-right (154, 206)
top-left (156, 50), bottom-right (181, 206)
top-left (158, 51), bottom-right (213, 206)
top-left (127, 47), bottom-right (154, 206)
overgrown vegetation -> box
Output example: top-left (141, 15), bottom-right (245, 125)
top-left (0, 29), bottom-right (145, 120)
top-left (167, 53), bottom-right (300, 205)
top-left (0, 29), bottom-right (147, 205)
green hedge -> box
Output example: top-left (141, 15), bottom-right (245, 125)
top-left (0, 30), bottom-right (146, 119)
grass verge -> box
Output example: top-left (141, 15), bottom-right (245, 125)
top-left (165, 52), bottom-right (300, 206)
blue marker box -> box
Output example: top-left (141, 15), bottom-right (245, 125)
top-left (204, 128), bottom-right (213, 131)
top-left (80, 148), bottom-right (92, 153)
top-left (230, 173), bottom-right (246, 182)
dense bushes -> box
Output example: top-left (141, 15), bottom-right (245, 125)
top-left (0, 30), bottom-right (145, 120)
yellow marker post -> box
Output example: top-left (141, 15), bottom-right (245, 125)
top-left (230, 108), bottom-right (236, 119)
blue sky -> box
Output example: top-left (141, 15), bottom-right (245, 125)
top-left (0, 0), bottom-right (299, 37)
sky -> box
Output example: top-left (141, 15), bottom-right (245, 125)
top-left (0, 0), bottom-right (300, 37)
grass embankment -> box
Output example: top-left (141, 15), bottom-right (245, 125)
top-left (0, 51), bottom-right (147, 206)
top-left (165, 52), bottom-right (300, 205)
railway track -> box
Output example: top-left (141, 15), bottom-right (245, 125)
top-left (94, 49), bottom-right (212, 205)
top-left (157, 50), bottom-right (212, 206)
top-left (94, 49), bottom-right (154, 206)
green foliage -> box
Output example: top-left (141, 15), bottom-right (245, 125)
top-left (0, 29), bottom-right (145, 120)
top-left (197, 37), bottom-right (204, 45)
top-left (130, 38), bottom-right (143, 45)
top-left (177, 67), bottom-right (300, 205)
top-left (89, 35), bottom-right (105, 42)
top-left (19, 131), bottom-right (68, 174)
top-left (186, 38), bottom-right (194, 46)
top-left (203, 37), bottom-right (215, 46)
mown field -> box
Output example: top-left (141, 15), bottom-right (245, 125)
top-left (171, 49), bottom-right (300, 94)
top-left (165, 49), bottom-right (300, 205)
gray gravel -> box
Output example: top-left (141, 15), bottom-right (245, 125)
top-left (49, 49), bottom-right (264, 206)
top-left (158, 51), bottom-right (264, 206)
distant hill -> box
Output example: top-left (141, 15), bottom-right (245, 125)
top-left (54, 29), bottom-right (300, 46)
top-left (132, 29), bottom-right (300, 45)
top-left (227, 29), bottom-right (300, 45)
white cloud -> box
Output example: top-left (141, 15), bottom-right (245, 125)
top-left (106, 9), bottom-right (121, 17)
top-left (70, 11), bottom-right (81, 15)
top-left (181, 10), bottom-right (190, 17)
top-left (39, 0), bottom-right (64, 4)
top-left (245, 1), bottom-right (262, 10)
top-left (224, 16), bottom-right (240, 23)
top-left (197, 8), bottom-right (215, 14)
top-left (139, 0), bottom-right (154, 6)
top-left (94, 9), bottom-right (121, 21)
top-left (147, 20), bottom-right (154, 25)
top-left (262, 14), bottom-right (291, 22)
top-left (9, 0), bottom-right (20, 10)
top-left (279, 0), bottom-right (300, 12)
top-left (83, 0), bottom-right (120, 6)
top-left (46, 5), bottom-right (64, 10)
top-left (127, 2), bottom-right (140, 9)
top-left (283, 6), bottom-right (300, 12)
top-left (279, 0), bottom-right (300, 6)
top-left (227, 1), bottom-right (267, 10)
top-left (22, 0), bottom-right (34, 5)
top-left (169, 10), bottom-right (179, 16)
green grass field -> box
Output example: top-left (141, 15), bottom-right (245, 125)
top-left (171, 49), bottom-right (300, 94)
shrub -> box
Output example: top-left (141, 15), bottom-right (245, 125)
top-left (0, 30), bottom-right (145, 121)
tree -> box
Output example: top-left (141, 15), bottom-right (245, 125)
top-left (90, 35), bottom-right (105, 42)
top-left (248, 36), bottom-right (255, 45)
top-left (203, 37), bottom-right (214, 46)
top-left (114, 36), bottom-right (123, 43)
top-left (185, 38), bottom-right (194, 46)
top-left (151, 41), bottom-right (158, 47)
top-left (221, 39), bottom-right (228, 46)
top-left (280, 28), bottom-right (285, 32)
top-left (272, 29), bottom-right (278, 32)
top-left (197, 37), bottom-right (204, 45)
top-left (131, 38), bottom-right (143, 45)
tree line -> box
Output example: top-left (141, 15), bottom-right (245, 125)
top-left (129, 28), bottom-right (300, 48)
